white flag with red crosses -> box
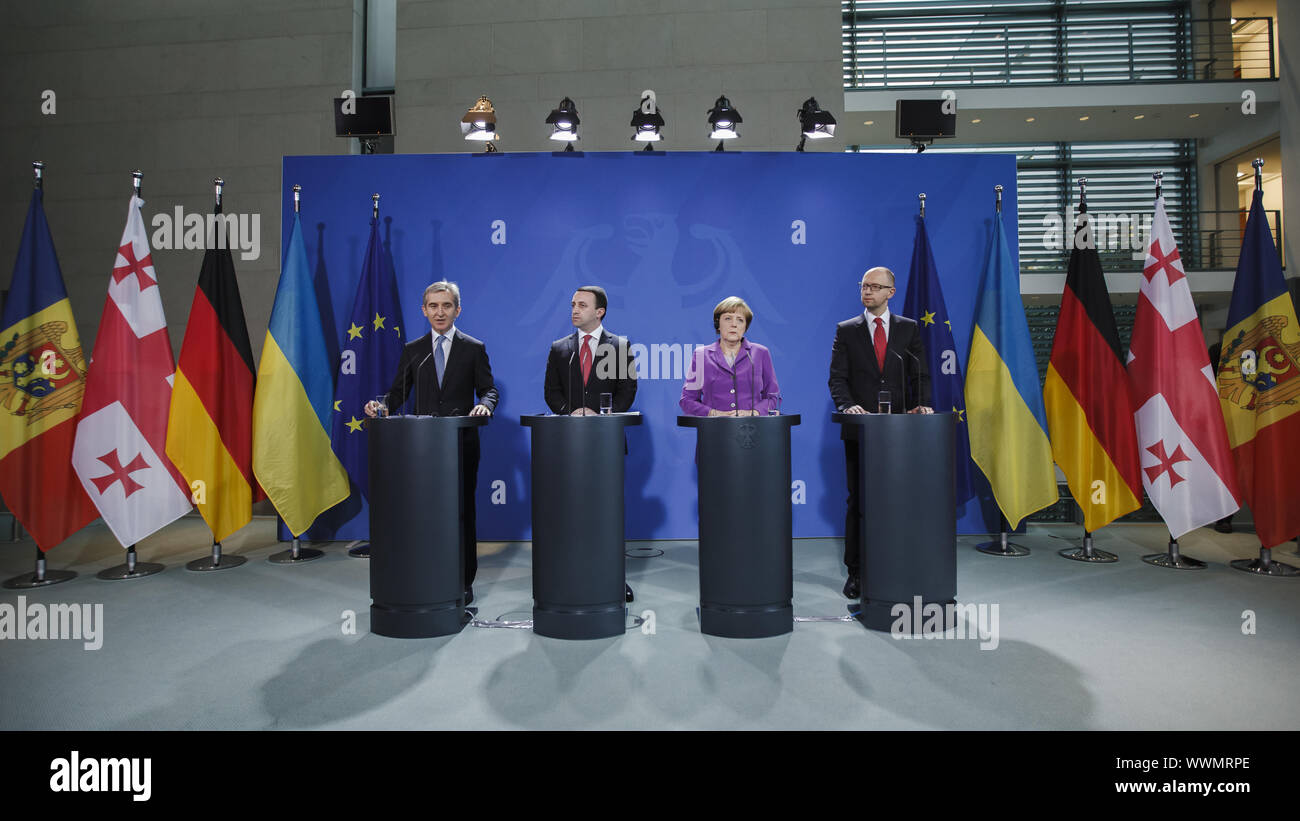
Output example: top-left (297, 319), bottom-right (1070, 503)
top-left (72, 195), bottom-right (191, 548)
top-left (1125, 196), bottom-right (1240, 538)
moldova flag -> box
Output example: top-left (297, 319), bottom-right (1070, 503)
top-left (1044, 209), bottom-right (1143, 532)
top-left (0, 187), bottom-right (98, 550)
top-left (965, 205), bottom-right (1057, 529)
top-left (902, 213), bottom-right (975, 505)
top-left (1216, 188), bottom-right (1300, 548)
top-left (165, 203), bottom-right (263, 543)
top-left (252, 211), bottom-right (349, 536)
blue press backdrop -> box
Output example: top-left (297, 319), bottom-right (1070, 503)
top-left (279, 150), bottom-right (1018, 541)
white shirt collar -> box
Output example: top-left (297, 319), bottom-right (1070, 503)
top-left (432, 325), bottom-right (457, 346)
top-left (577, 325), bottom-right (604, 343)
top-left (864, 307), bottom-right (891, 330)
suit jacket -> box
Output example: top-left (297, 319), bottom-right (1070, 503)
top-left (828, 313), bottom-right (931, 422)
top-left (385, 329), bottom-right (499, 418)
top-left (544, 329), bottom-right (637, 414)
top-left (680, 340), bottom-right (782, 416)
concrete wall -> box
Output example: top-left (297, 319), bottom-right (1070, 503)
top-left (394, 0), bottom-right (843, 155)
top-left (0, 0), bottom-right (357, 360)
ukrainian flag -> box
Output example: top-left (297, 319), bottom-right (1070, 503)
top-left (252, 211), bottom-right (348, 536)
top-left (965, 205), bottom-right (1058, 528)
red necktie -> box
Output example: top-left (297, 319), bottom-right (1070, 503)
top-left (873, 317), bottom-right (887, 371)
top-left (580, 334), bottom-right (593, 385)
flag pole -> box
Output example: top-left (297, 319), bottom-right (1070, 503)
top-left (1056, 178), bottom-right (1119, 564)
top-left (1139, 173), bottom-right (1210, 570)
top-left (268, 183), bottom-right (328, 565)
top-left (1225, 159), bottom-right (1300, 577)
top-left (183, 176), bottom-right (248, 573)
top-left (973, 185), bottom-right (1033, 558)
top-left (2, 546), bottom-right (78, 590)
top-left (97, 543), bottom-right (165, 579)
top-left (93, 172), bottom-right (167, 581)
top-left (347, 192), bottom-right (382, 560)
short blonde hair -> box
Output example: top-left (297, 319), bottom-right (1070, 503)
top-left (713, 296), bottom-right (753, 333)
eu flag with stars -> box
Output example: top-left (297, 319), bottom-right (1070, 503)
top-left (329, 217), bottom-right (405, 509)
top-left (902, 214), bottom-right (975, 505)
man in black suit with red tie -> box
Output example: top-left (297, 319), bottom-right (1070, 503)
top-left (829, 266), bottom-right (932, 599)
top-left (543, 285), bottom-right (638, 601)
top-left (544, 286), bottom-right (637, 416)
top-left (365, 280), bottom-right (498, 605)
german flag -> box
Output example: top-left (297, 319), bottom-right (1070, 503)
top-left (1044, 211), bottom-right (1143, 532)
top-left (165, 204), bottom-right (263, 543)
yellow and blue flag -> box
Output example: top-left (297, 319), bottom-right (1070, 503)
top-left (965, 206), bottom-right (1057, 528)
top-left (251, 212), bottom-right (349, 536)
top-left (0, 188), bottom-right (98, 549)
top-left (1215, 188), bottom-right (1300, 548)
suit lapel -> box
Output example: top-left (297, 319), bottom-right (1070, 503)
top-left (860, 314), bottom-right (883, 378)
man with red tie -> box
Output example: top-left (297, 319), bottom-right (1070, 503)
top-left (829, 266), bottom-right (932, 599)
top-left (543, 285), bottom-right (638, 602)
top-left (544, 286), bottom-right (637, 416)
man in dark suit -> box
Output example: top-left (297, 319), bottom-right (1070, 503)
top-left (544, 286), bottom-right (637, 415)
top-left (543, 285), bottom-right (638, 602)
top-left (365, 280), bottom-right (498, 604)
top-left (829, 266), bottom-right (932, 599)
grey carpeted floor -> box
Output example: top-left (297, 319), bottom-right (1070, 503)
top-left (1, 516), bottom-right (1297, 731)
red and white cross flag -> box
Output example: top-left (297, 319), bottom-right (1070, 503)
top-left (72, 195), bottom-right (192, 547)
top-left (1126, 196), bottom-right (1241, 538)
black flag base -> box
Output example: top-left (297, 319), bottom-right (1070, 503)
top-left (625, 544), bottom-right (663, 559)
top-left (1058, 530), bottom-right (1118, 563)
top-left (346, 541), bottom-right (370, 558)
top-left (96, 544), bottom-right (165, 580)
top-left (2, 547), bottom-right (77, 589)
top-left (1230, 546), bottom-right (1300, 577)
top-left (975, 525), bottom-right (1031, 558)
top-left (1142, 536), bottom-right (1207, 570)
top-left (269, 538), bottom-right (325, 564)
top-left (185, 541), bottom-right (246, 572)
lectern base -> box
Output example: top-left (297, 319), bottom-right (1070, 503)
top-left (534, 605), bottom-right (625, 640)
top-left (700, 603), bottom-right (792, 638)
top-left (856, 597), bottom-right (957, 633)
top-left (371, 600), bottom-right (468, 639)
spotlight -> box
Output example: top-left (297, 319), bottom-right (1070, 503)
top-left (795, 97), bottom-right (836, 151)
top-left (546, 96), bottom-right (580, 152)
top-left (707, 95), bottom-right (742, 151)
top-left (460, 95), bottom-right (500, 152)
top-left (630, 90), bottom-right (665, 150)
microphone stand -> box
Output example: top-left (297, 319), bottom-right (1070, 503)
top-left (414, 350), bottom-right (434, 416)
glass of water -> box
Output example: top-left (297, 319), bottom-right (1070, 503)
top-left (877, 390), bottom-right (892, 415)
top-left (599, 392), bottom-right (613, 415)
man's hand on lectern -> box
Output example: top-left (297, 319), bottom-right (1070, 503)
top-left (907, 406), bottom-right (934, 415)
top-left (470, 404), bottom-right (492, 417)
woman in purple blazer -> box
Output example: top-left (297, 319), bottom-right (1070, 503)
top-left (680, 296), bottom-right (781, 416)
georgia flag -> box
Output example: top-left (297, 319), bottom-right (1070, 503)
top-left (73, 195), bottom-right (191, 547)
top-left (1126, 196), bottom-right (1240, 538)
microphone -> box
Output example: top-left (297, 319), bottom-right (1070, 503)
top-left (889, 349), bottom-right (906, 413)
top-left (904, 348), bottom-right (923, 411)
top-left (748, 342), bottom-right (756, 416)
top-left (567, 341), bottom-right (577, 415)
top-left (413, 350), bottom-right (434, 417)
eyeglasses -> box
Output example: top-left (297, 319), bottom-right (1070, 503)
top-left (860, 283), bottom-right (893, 293)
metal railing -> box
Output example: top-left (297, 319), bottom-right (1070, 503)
top-left (843, 16), bottom-right (1277, 88)
top-left (1018, 209), bottom-right (1283, 274)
